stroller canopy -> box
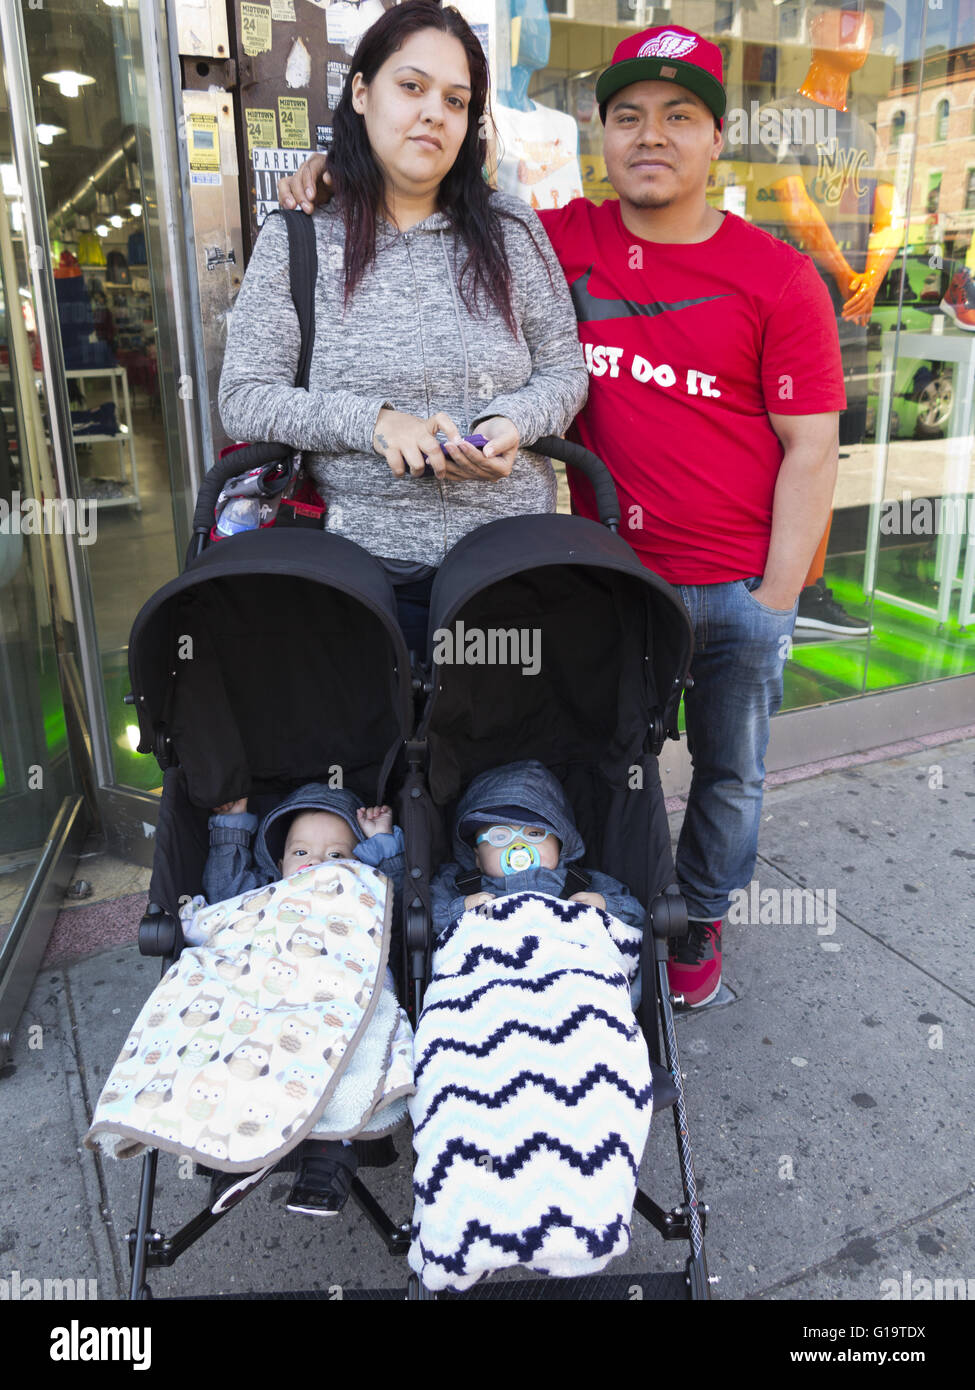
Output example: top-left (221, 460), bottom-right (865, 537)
top-left (127, 529), bottom-right (413, 809)
top-left (418, 513), bottom-right (693, 806)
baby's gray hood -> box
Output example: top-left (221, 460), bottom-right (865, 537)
top-left (255, 783), bottom-right (364, 879)
top-left (451, 761), bottom-right (585, 870)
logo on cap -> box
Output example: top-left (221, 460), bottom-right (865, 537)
top-left (638, 30), bottom-right (698, 60)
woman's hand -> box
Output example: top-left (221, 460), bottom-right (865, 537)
top-left (440, 416), bottom-right (519, 482)
top-left (213, 798), bottom-right (248, 814)
top-left (373, 408), bottom-right (463, 479)
top-left (277, 154), bottom-right (331, 214)
top-left (372, 408), bottom-right (520, 481)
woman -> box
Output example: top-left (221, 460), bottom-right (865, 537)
top-left (218, 0), bottom-right (587, 649)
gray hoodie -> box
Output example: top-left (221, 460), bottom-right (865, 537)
top-left (217, 196), bottom-right (588, 564)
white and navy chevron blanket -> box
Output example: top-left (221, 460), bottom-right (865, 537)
top-left (408, 891), bottom-right (652, 1291)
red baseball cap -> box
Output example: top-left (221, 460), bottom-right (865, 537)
top-left (595, 25), bottom-right (726, 126)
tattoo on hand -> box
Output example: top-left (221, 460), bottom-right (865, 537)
top-left (376, 433), bottom-right (388, 449)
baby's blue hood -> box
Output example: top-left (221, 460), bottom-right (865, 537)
top-left (255, 783), bottom-right (365, 878)
top-left (452, 761), bottom-right (585, 870)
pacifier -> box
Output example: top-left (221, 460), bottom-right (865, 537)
top-left (500, 843), bottom-right (541, 874)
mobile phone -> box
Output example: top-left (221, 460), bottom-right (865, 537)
top-left (442, 432), bottom-right (490, 454)
top-left (417, 432), bottom-right (492, 476)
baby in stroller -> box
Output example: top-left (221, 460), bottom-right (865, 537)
top-left (430, 759), bottom-right (644, 935)
top-left (193, 783), bottom-right (405, 1216)
top-left (411, 759), bottom-right (653, 1290)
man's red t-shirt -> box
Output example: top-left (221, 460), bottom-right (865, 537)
top-left (537, 199), bottom-right (846, 584)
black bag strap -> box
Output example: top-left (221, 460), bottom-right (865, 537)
top-left (276, 208), bottom-right (318, 390)
top-left (561, 865), bottom-right (592, 897)
top-left (454, 869), bottom-right (483, 896)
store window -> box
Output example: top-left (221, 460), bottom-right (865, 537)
top-left (927, 171), bottom-right (942, 213)
top-left (935, 97), bottom-right (950, 141)
top-left (615, 0), bottom-right (647, 26)
top-left (966, 167), bottom-right (975, 211)
top-left (486, 0), bottom-right (975, 711)
top-left (777, 3), bottom-right (803, 40)
top-left (714, 2), bottom-right (735, 33)
top-left (890, 108), bottom-right (906, 149)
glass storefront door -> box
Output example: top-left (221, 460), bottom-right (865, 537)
top-left (2, 0), bottom-right (207, 794)
top-left (0, 53), bottom-right (87, 1064)
top-left (0, 0), bottom-right (205, 1051)
top-left (12, 0), bottom-right (187, 794)
top-left (0, 181), bottom-right (77, 936)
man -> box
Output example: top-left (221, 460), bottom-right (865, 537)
top-left (277, 23), bottom-right (845, 1007)
top-left (745, 0), bottom-right (899, 638)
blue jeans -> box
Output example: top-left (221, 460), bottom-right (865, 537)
top-left (675, 577), bottom-right (797, 922)
top-left (392, 573), bottom-right (436, 658)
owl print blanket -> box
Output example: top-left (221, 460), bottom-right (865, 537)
top-left (84, 861), bottom-right (414, 1171)
top-left (408, 892), bottom-right (653, 1292)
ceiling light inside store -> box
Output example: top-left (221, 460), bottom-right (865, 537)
top-left (95, 223), bottom-right (109, 236)
top-left (104, 0), bottom-right (125, 7)
top-left (36, 124), bottom-right (67, 145)
top-left (1, 164), bottom-right (21, 196)
top-left (128, 202), bottom-right (142, 217)
top-left (43, 70), bottom-right (96, 99)
top-left (110, 214), bottom-right (124, 227)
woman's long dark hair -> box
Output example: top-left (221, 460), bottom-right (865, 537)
top-left (328, 0), bottom-right (520, 334)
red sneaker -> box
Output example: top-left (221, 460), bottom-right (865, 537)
top-left (667, 919), bottom-right (722, 1008)
top-left (941, 269), bottom-right (975, 331)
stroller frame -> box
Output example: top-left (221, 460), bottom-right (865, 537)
top-left (122, 438), bottom-right (712, 1301)
top-left (127, 882), bottom-right (709, 1301)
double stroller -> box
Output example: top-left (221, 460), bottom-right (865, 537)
top-left (120, 436), bottom-right (708, 1300)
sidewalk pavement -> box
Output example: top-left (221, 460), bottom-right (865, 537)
top-left (1, 734), bottom-right (972, 1301)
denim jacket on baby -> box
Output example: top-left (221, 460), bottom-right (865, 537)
top-left (429, 761), bottom-right (644, 936)
top-left (203, 783), bottom-right (405, 906)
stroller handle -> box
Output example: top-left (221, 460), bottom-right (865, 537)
top-left (533, 435), bottom-right (621, 532)
top-left (188, 442), bottom-right (293, 562)
top-left (187, 434), bottom-right (621, 563)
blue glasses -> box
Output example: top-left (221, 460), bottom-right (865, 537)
top-left (475, 824), bottom-right (553, 848)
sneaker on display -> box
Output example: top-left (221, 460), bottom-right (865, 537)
top-left (667, 918), bottom-right (722, 1009)
top-left (795, 578), bottom-right (872, 636)
top-left (940, 268), bottom-right (975, 331)
top-left (920, 272), bottom-right (942, 301)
